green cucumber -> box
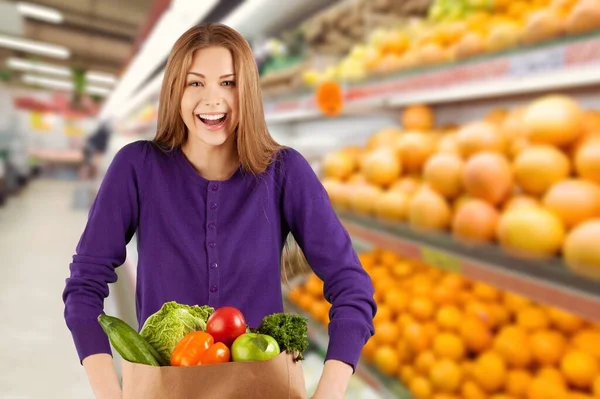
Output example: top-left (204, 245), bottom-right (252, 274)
top-left (98, 314), bottom-right (168, 366)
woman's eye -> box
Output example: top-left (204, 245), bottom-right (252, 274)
top-left (222, 80), bottom-right (236, 86)
top-left (189, 81), bottom-right (203, 87)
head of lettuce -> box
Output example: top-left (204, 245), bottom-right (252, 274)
top-left (140, 301), bottom-right (214, 364)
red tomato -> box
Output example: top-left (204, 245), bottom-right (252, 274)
top-left (197, 342), bottom-right (231, 365)
top-left (206, 307), bottom-right (247, 347)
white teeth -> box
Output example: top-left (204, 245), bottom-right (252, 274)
top-left (197, 113), bottom-right (225, 120)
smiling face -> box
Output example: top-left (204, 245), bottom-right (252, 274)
top-left (180, 46), bottom-right (239, 149)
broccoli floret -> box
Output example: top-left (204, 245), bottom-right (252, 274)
top-left (257, 313), bottom-right (308, 361)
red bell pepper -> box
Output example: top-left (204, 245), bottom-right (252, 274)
top-left (170, 331), bottom-right (231, 367)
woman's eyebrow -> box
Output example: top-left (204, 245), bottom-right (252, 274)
top-left (187, 72), bottom-right (235, 78)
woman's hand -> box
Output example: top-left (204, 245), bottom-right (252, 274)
top-left (311, 359), bottom-right (353, 399)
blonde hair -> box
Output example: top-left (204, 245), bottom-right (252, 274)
top-left (154, 23), bottom-right (310, 284)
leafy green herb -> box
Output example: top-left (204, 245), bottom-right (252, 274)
top-left (257, 313), bottom-right (308, 361)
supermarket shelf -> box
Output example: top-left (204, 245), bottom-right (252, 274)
top-left (338, 211), bottom-right (600, 324)
top-left (264, 33), bottom-right (600, 123)
top-left (282, 297), bottom-right (412, 399)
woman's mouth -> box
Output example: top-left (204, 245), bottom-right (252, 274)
top-left (196, 113), bottom-right (228, 130)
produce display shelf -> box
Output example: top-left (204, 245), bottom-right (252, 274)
top-left (338, 211), bottom-right (600, 323)
top-left (264, 32), bottom-right (600, 123)
top-left (282, 297), bottom-right (413, 399)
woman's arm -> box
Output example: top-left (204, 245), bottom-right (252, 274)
top-left (279, 149), bottom-right (377, 391)
top-left (83, 354), bottom-right (122, 398)
top-left (312, 359), bottom-right (354, 399)
top-left (63, 142), bottom-right (147, 391)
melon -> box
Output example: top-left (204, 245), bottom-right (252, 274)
top-left (350, 184), bottom-right (383, 215)
top-left (401, 104), bottom-right (435, 131)
top-left (396, 132), bottom-right (436, 173)
top-left (463, 152), bottom-right (513, 205)
top-left (409, 187), bottom-right (452, 231)
top-left (322, 150), bottom-right (356, 180)
top-left (497, 207), bottom-right (566, 257)
top-left (457, 121), bottom-right (506, 159)
top-left (453, 199), bottom-right (500, 243)
top-left (375, 190), bottom-right (410, 221)
top-left (423, 153), bottom-right (464, 199)
top-left (564, 219), bottom-right (600, 279)
top-left (513, 145), bottom-right (571, 196)
top-left (362, 149), bottom-right (402, 187)
top-left (575, 139), bottom-right (600, 184)
top-left (542, 179), bottom-right (600, 229)
top-left (523, 95), bottom-right (584, 147)
top-left (566, 0), bottom-right (600, 35)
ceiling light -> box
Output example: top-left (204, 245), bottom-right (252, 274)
top-left (7, 57), bottom-right (70, 77)
top-left (22, 74), bottom-right (72, 90)
top-left (86, 71), bottom-right (117, 85)
top-left (16, 2), bottom-right (63, 24)
top-left (0, 34), bottom-right (70, 59)
top-left (22, 74), bottom-right (112, 97)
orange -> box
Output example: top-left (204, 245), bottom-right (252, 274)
top-left (374, 346), bottom-right (401, 376)
top-left (430, 359), bottom-right (462, 394)
top-left (433, 332), bottom-right (466, 361)
top-left (461, 317), bottom-right (494, 354)
top-left (379, 250), bottom-right (400, 266)
top-left (423, 322), bottom-right (440, 340)
top-left (489, 303), bottom-right (511, 327)
top-left (506, 369), bottom-right (533, 397)
top-left (309, 300), bottom-right (330, 325)
top-left (465, 301), bottom-right (498, 329)
top-left (404, 322), bottom-right (432, 352)
top-left (432, 285), bottom-right (460, 306)
top-left (530, 330), bottom-right (567, 366)
top-left (412, 279), bottom-right (435, 297)
top-left (297, 293), bottom-right (313, 311)
top-left (392, 261), bottom-right (414, 279)
top-left (287, 287), bottom-right (302, 304)
top-left (396, 340), bottom-right (412, 365)
top-left (415, 350), bottom-right (437, 374)
top-left (537, 367), bottom-right (566, 387)
top-left (593, 375), bottom-right (600, 397)
top-left (494, 326), bottom-right (533, 368)
top-left (461, 380), bottom-right (487, 399)
top-left (358, 252), bottom-right (377, 269)
top-left (572, 329), bottom-right (600, 359)
top-left (304, 274), bottom-right (324, 297)
top-left (473, 351), bottom-right (508, 393)
top-left (410, 376), bottom-right (433, 399)
top-left (374, 322), bottom-right (400, 347)
top-left (527, 377), bottom-right (568, 399)
top-left (441, 273), bottom-right (468, 291)
top-left (517, 306), bottom-right (550, 332)
top-left (384, 290), bottom-right (410, 315)
top-left (397, 313), bottom-right (416, 330)
top-left (410, 297), bottom-right (435, 321)
top-left (432, 395), bottom-right (461, 399)
top-left (560, 350), bottom-right (600, 389)
top-left (503, 292), bottom-right (532, 314)
top-left (362, 337), bottom-right (377, 361)
top-left (547, 307), bottom-right (585, 334)
top-left (399, 365), bottom-right (416, 384)
top-left (472, 282), bottom-right (502, 302)
top-left (374, 305), bottom-right (393, 326)
top-left (436, 305), bottom-right (463, 331)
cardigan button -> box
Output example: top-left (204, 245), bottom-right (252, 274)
top-left (208, 241), bottom-right (216, 248)
top-left (210, 285), bottom-right (218, 293)
top-left (210, 202), bottom-right (218, 210)
top-left (210, 262), bottom-right (218, 269)
top-left (211, 184), bottom-right (219, 192)
top-left (208, 222), bottom-right (216, 230)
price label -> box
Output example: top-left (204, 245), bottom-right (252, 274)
top-left (420, 246), bottom-right (462, 274)
top-left (509, 47), bottom-right (565, 77)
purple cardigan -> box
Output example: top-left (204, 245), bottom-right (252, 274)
top-left (62, 141), bottom-right (376, 370)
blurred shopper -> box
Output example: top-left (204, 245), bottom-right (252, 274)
top-left (80, 121), bottom-right (111, 181)
top-left (62, 23), bottom-right (376, 399)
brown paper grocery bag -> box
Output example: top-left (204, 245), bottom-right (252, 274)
top-left (122, 352), bottom-right (308, 399)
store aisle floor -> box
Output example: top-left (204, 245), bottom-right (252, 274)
top-left (0, 179), bottom-right (95, 399)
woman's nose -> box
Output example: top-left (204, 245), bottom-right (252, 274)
top-left (204, 87), bottom-right (221, 106)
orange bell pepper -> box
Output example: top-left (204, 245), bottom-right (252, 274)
top-left (197, 342), bottom-right (231, 365)
top-left (170, 331), bottom-right (214, 367)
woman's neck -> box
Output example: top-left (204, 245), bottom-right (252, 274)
top-left (182, 137), bottom-right (239, 181)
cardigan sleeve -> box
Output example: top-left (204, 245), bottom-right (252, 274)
top-left (280, 148), bottom-right (377, 372)
top-left (62, 141), bottom-right (147, 363)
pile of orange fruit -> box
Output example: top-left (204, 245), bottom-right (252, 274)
top-left (321, 95), bottom-right (600, 280)
top-left (288, 248), bottom-right (600, 399)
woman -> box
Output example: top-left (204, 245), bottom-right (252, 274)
top-left (62, 23), bottom-right (376, 398)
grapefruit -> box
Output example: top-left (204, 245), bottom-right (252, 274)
top-left (396, 132), bottom-right (436, 173)
top-left (452, 199), bottom-right (500, 243)
top-left (362, 148), bottom-right (402, 187)
top-left (423, 153), bottom-right (464, 199)
top-left (523, 95), bottom-right (584, 147)
top-left (563, 219), bottom-right (600, 279)
top-left (513, 145), bottom-right (571, 196)
top-left (409, 187), bottom-right (452, 231)
top-left (463, 152), bottom-right (513, 205)
top-left (457, 121), bottom-right (506, 159)
top-left (542, 179), bottom-right (600, 229)
top-left (401, 104), bottom-right (435, 131)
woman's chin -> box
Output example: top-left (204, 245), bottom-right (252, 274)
top-left (190, 129), bottom-right (232, 148)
